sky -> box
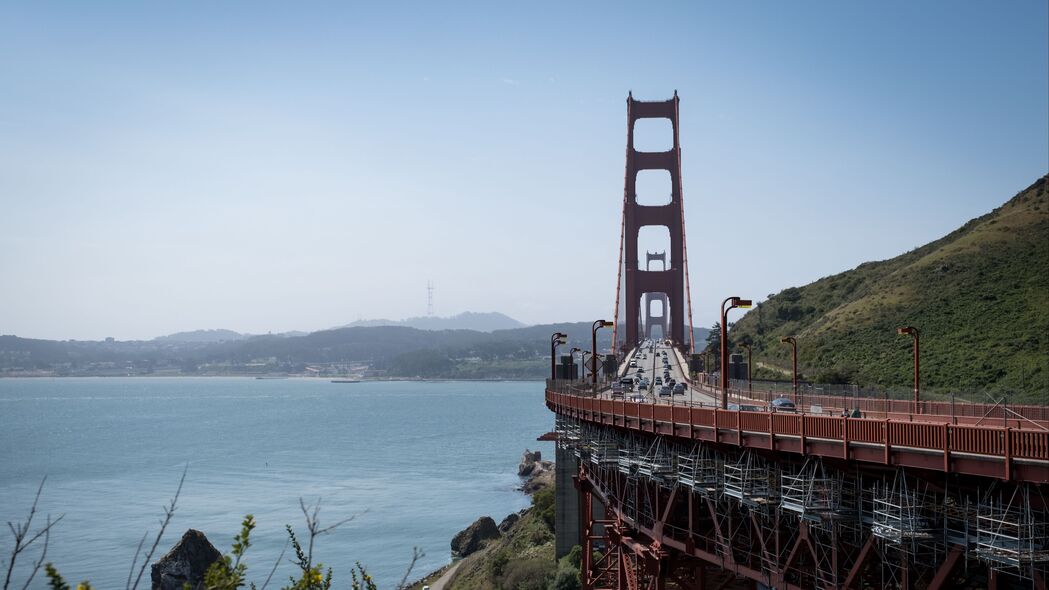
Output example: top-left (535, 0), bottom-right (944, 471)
top-left (1, 1), bottom-right (1047, 341)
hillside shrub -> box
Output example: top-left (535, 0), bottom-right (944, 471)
top-left (548, 545), bottom-right (582, 590)
top-left (498, 558), bottom-right (555, 590)
top-left (532, 487), bottom-right (555, 531)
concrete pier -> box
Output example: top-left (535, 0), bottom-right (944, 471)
top-left (554, 445), bottom-right (580, 558)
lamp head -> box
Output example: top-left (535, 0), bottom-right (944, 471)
top-left (599, 320), bottom-right (614, 328)
top-left (897, 326), bottom-right (916, 335)
top-left (780, 336), bottom-right (795, 344)
top-left (731, 297), bottom-right (753, 309)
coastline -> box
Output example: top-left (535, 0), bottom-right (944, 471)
top-left (409, 452), bottom-right (555, 590)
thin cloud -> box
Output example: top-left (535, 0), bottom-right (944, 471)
top-left (500, 77), bottom-right (520, 86)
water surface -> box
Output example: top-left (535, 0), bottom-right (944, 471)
top-left (0, 378), bottom-right (553, 588)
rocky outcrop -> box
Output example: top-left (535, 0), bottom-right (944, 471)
top-left (151, 529), bottom-right (222, 590)
top-left (518, 448), bottom-right (554, 494)
top-left (518, 449), bottom-right (553, 478)
top-left (521, 468), bottom-right (554, 494)
top-left (451, 516), bottom-right (500, 557)
top-left (498, 511), bottom-right (523, 533)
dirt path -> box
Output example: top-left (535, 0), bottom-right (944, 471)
top-left (427, 560), bottom-right (462, 590)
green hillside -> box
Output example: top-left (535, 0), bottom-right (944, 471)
top-left (726, 174), bottom-right (1049, 403)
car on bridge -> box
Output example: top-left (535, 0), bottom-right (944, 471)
top-left (658, 385), bottom-right (672, 397)
top-left (672, 383), bottom-right (685, 395)
top-left (771, 398), bottom-right (797, 412)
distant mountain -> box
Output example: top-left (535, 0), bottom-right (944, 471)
top-left (728, 174), bottom-right (1048, 402)
top-left (154, 329), bottom-right (248, 343)
top-left (343, 311), bottom-right (526, 332)
top-left (693, 327), bottom-right (711, 348)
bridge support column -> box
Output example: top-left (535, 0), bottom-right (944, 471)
top-left (555, 444), bottom-right (581, 559)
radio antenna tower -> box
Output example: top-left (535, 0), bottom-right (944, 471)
top-left (427, 280), bottom-right (434, 317)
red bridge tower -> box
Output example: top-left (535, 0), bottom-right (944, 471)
top-left (613, 92), bottom-right (695, 353)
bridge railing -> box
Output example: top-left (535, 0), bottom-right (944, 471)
top-left (694, 374), bottom-right (1049, 424)
top-left (551, 376), bottom-right (1049, 431)
top-left (545, 388), bottom-right (1049, 481)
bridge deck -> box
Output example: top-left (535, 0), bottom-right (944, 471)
top-left (611, 342), bottom-right (1049, 425)
top-left (546, 385), bottom-right (1049, 483)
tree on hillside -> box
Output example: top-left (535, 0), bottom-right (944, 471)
top-left (704, 323), bottom-right (721, 369)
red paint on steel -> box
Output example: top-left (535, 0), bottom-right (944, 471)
top-left (618, 93), bottom-right (690, 349)
top-left (1005, 426), bottom-right (1012, 481)
top-left (547, 388), bottom-right (1049, 483)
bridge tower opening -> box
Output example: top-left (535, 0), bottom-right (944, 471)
top-left (642, 252), bottom-right (670, 340)
top-left (613, 92), bottom-right (694, 355)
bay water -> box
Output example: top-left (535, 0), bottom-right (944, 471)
top-left (0, 378), bottom-right (554, 589)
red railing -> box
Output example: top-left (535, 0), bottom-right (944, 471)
top-left (712, 381), bottom-right (1049, 422)
top-left (546, 388), bottom-right (1049, 483)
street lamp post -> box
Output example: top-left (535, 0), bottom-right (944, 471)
top-left (740, 343), bottom-right (753, 396)
top-left (550, 332), bottom-right (567, 380)
top-left (571, 348), bottom-right (592, 381)
top-left (897, 326), bottom-right (920, 413)
top-left (781, 336), bottom-right (798, 409)
top-left (592, 320), bottom-right (614, 385)
top-left (720, 297), bottom-right (753, 409)
top-left (570, 347), bottom-right (583, 381)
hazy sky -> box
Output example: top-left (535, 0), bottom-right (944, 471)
top-left (2, 2), bottom-right (1047, 341)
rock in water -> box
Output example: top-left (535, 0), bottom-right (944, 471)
top-left (518, 449), bottom-right (542, 476)
top-left (450, 516), bottom-right (500, 557)
top-left (151, 529), bottom-right (222, 590)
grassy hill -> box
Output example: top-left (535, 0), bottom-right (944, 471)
top-left (726, 174), bottom-right (1049, 403)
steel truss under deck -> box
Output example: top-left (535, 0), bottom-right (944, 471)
top-left (557, 417), bottom-right (1049, 590)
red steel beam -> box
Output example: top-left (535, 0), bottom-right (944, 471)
top-left (547, 390), bottom-right (1049, 483)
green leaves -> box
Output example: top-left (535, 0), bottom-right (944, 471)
top-left (202, 515), bottom-right (256, 590)
top-left (44, 564), bottom-right (70, 590)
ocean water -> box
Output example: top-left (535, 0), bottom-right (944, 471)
top-left (0, 378), bottom-right (554, 589)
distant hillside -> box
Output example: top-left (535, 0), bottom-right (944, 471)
top-left (154, 329), bottom-right (247, 343)
top-left (728, 175), bottom-right (1049, 403)
top-left (0, 320), bottom-right (616, 379)
top-left (692, 327), bottom-right (711, 348)
top-left (343, 311), bottom-right (526, 332)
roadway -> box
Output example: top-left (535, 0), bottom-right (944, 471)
top-left (608, 341), bottom-right (795, 411)
top-left (611, 339), bottom-right (720, 406)
top-left (594, 342), bottom-right (1048, 428)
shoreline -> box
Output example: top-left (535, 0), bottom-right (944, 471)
top-left (408, 454), bottom-right (554, 589)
